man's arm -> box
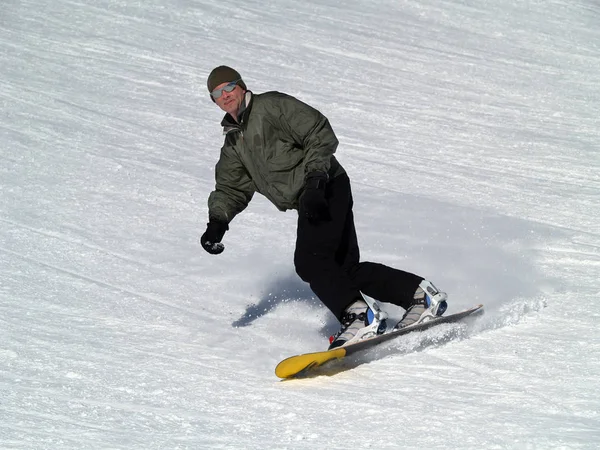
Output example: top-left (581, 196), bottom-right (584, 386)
top-left (208, 144), bottom-right (255, 224)
top-left (276, 93), bottom-right (339, 176)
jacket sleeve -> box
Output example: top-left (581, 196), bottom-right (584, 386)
top-left (207, 144), bottom-right (255, 223)
top-left (277, 93), bottom-right (339, 176)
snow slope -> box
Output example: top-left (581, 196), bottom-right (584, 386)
top-left (1, 0), bottom-right (599, 448)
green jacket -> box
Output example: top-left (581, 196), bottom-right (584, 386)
top-left (208, 91), bottom-right (346, 223)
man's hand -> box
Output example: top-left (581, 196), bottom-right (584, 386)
top-left (300, 172), bottom-right (330, 225)
top-left (201, 220), bottom-right (229, 255)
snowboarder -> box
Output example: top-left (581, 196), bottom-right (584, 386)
top-left (201, 65), bottom-right (448, 349)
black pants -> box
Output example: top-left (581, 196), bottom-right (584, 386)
top-left (294, 174), bottom-right (423, 321)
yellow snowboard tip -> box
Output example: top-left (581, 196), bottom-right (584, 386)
top-left (275, 348), bottom-right (347, 379)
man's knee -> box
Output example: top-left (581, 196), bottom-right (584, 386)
top-left (294, 250), bottom-right (311, 282)
top-left (294, 250), bottom-right (327, 282)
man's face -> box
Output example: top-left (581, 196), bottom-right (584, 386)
top-left (213, 82), bottom-right (245, 118)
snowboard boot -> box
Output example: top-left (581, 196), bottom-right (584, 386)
top-left (328, 298), bottom-right (387, 350)
top-left (393, 280), bottom-right (448, 330)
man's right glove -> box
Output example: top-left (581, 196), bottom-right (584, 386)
top-left (300, 172), bottom-right (331, 225)
top-left (200, 220), bottom-right (229, 255)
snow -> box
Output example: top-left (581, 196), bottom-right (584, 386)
top-left (1, 0), bottom-right (599, 448)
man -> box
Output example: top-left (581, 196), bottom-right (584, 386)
top-left (201, 66), bottom-right (448, 349)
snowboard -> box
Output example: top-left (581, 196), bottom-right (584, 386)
top-left (275, 304), bottom-right (483, 379)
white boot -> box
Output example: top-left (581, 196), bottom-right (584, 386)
top-left (394, 280), bottom-right (448, 330)
top-left (328, 298), bottom-right (388, 349)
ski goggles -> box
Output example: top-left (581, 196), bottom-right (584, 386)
top-left (210, 79), bottom-right (241, 99)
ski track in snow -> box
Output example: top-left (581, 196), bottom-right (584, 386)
top-left (1, 0), bottom-right (599, 448)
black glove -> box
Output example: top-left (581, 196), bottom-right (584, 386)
top-left (300, 172), bottom-right (330, 224)
top-left (201, 220), bottom-right (229, 255)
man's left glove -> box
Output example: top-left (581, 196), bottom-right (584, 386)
top-left (200, 220), bottom-right (229, 255)
top-left (300, 172), bottom-right (331, 225)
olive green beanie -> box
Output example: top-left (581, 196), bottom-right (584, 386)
top-left (207, 66), bottom-right (247, 94)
